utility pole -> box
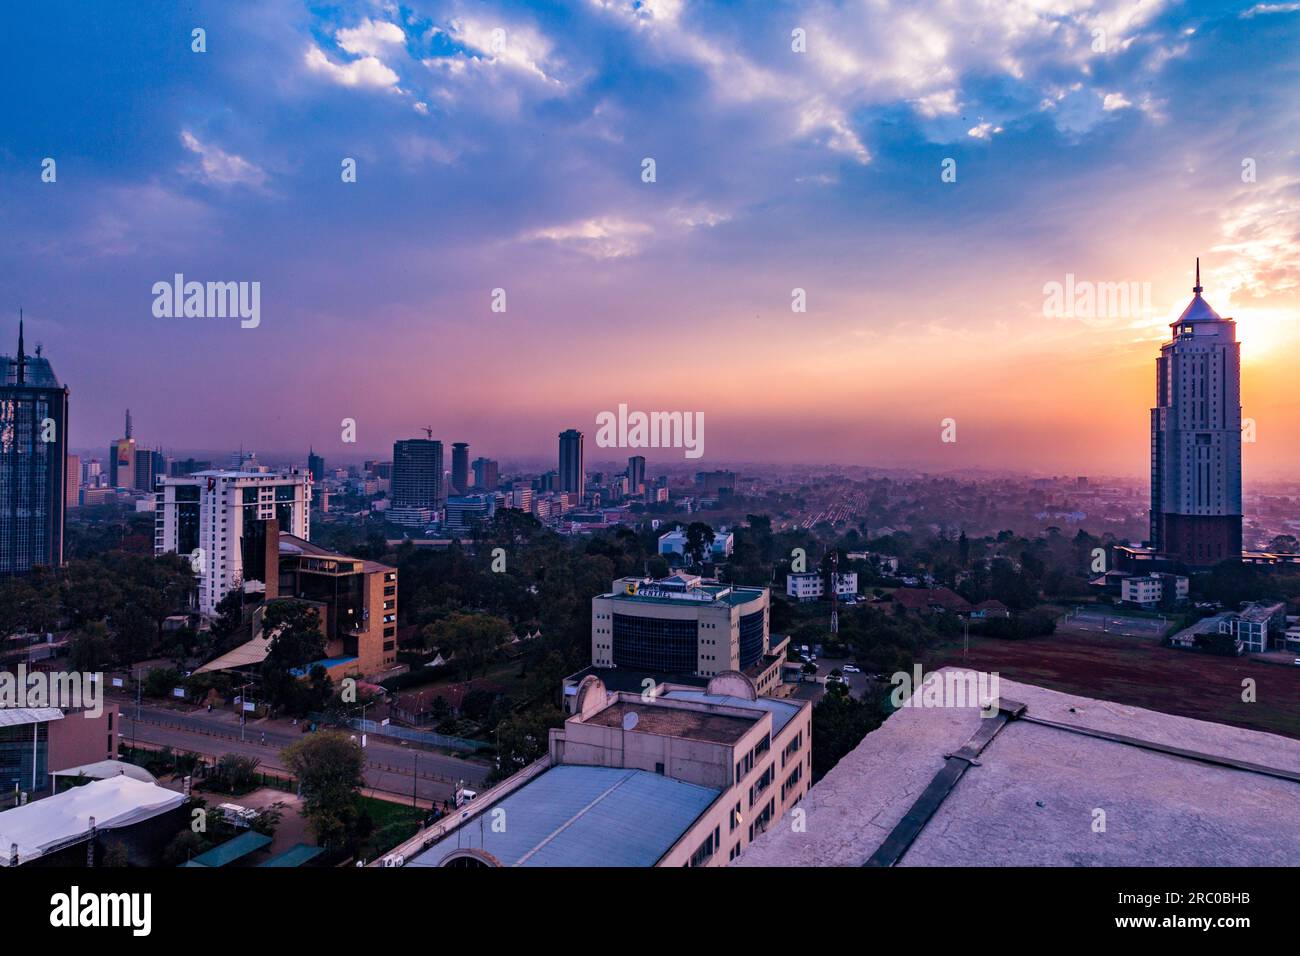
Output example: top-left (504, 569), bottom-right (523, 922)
top-left (829, 550), bottom-right (839, 639)
top-left (132, 666), bottom-right (141, 751)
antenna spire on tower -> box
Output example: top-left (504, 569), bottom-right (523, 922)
top-left (1193, 256), bottom-right (1203, 295)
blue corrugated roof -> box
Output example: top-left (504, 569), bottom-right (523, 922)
top-left (408, 765), bottom-right (720, 867)
top-left (258, 843), bottom-right (324, 867)
top-left (180, 830), bottom-right (271, 867)
top-left (291, 655), bottom-right (357, 677)
top-left (661, 690), bottom-right (801, 736)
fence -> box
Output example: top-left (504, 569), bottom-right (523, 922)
top-left (320, 715), bottom-right (490, 754)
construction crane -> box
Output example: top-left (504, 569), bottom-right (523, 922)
top-left (422, 426), bottom-right (433, 439)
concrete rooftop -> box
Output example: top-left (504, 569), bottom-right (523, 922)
top-left (584, 700), bottom-right (757, 744)
top-left (737, 670), bottom-right (1300, 867)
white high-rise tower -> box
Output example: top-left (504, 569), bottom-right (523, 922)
top-left (1149, 259), bottom-right (1242, 567)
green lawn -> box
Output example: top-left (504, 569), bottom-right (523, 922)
top-left (356, 796), bottom-right (424, 859)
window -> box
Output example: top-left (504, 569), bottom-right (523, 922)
top-left (612, 613), bottom-right (697, 673)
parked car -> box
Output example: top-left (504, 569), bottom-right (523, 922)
top-left (843, 664), bottom-right (861, 674)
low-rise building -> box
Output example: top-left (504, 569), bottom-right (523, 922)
top-left (193, 531), bottom-right (397, 681)
top-left (393, 671), bottom-right (811, 867)
top-left (785, 571), bottom-right (858, 602)
top-left (591, 574), bottom-right (785, 694)
top-left (1120, 572), bottom-right (1189, 608)
top-left (658, 526), bottom-right (735, 560)
top-left (0, 706), bottom-right (119, 798)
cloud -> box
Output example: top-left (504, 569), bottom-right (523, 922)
top-left (178, 130), bottom-right (267, 188)
top-left (1240, 2), bottom-right (1300, 18)
top-left (520, 217), bottom-right (654, 259)
top-left (1102, 92), bottom-right (1133, 111)
top-left (303, 44), bottom-right (400, 90)
top-left (432, 18), bottom-right (565, 86)
top-left (967, 121), bottom-right (1003, 139)
top-left (1213, 176), bottom-right (1300, 302)
top-left (336, 18), bottom-right (405, 57)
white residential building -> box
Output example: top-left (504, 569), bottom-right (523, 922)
top-left (786, 571), bottom-right (859, 602)
top-left (658, 526), bottom-right (735, 560)
top-left (1120, 572), bottom-right (1188, 608)
top-left (155, 471), bottom-right (311, 615)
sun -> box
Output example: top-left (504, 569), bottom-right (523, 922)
top-left (1236, 306), bottom-right (1296, 364)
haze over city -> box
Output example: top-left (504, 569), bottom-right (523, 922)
top-left (3, 0), bottom-right (1298, 476)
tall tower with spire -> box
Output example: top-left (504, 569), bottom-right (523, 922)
top-left (1149, 259), bottom-right (1243, 567)
top-left (1, 314), bottom-right (70, 576)
top-left (109, 407), bottom-right (137, 490)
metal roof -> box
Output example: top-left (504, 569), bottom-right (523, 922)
top-left (0, 708), bottom-right (64, 729)
top-left (181, 830), bottom-right (272, 867)
top-left (661, 690), bottom-right (801, 736)
top-left (257, 843), bottom-right (324, 867)
top-left (1175, 292), bottom-right (1224, 324)
top-left (408, 765), bottom-right (720, 867)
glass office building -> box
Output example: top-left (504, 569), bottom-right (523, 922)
top-left (0, 321), bottom-right (69, 577)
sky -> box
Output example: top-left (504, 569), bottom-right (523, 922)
top-left (2, 0), bottom-right (1298, 478)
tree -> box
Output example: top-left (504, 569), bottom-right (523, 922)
top-left (260, 600), bottom-right (329, 716)
top-left (281, 732), bottom-right (365, 848)
top-left (423, 612), bottom-right (511, 681)
top-left (68, 621), bottom-right (114, 673)
top-left (212, 753), bottom-right (261, 793)
top-left (1267, 534), bottom-right (1299, 554)
top-left (810, 687), bottom-right (891, 781)
top-left (491, 705), bottom-right (565, 783)
top-left (684, 522), bottom-right (716, 566)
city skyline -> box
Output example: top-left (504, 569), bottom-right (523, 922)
top-left (2, 1), bottom-right (1297, 476)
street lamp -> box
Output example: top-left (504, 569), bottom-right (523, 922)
top-left (236, 681), bottom-right (253, 742)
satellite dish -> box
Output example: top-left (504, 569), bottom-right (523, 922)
top-left (622, 711), bottom-right (639, 732)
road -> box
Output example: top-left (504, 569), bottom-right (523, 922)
top-left (118, 703), bottom-right (491, 803)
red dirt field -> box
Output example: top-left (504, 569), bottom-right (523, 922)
top-left (926, 624), bottom-right (1300, 741)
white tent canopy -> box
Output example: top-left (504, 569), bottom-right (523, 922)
top-left (0, 775), bottom-right (185, 865)
top-left (50, 759), bottom-right (157, 785)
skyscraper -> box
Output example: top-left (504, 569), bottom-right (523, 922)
top-left (392, 437), bottom-right (443, 508)
top-left (1150, 260), bottom-right (1242, 567)
top-left (472, 456), bottom-right (499, 491)
top-left (134, 447), bottom-right (164, 492)
top-left (626, 455), bottom-right (646, 495)
top-left (451, 442), bottom-right (470, 495)
top-left (108, 408), bottom-right (136, 490)
top-left (0, 317), bottom-right (69, 576)
top-left (558, 429), bottom-right (584, 500)
top-left (307, 447), bottom-right (325, 484)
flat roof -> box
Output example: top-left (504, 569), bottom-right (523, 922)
top-left (408, 765), bottom-right (719, 867)
top-left (608, 587), bottom-right (763, 608)
top-left (661, 690), bottom-right (802, 736)
top-left (584, 700), bottom-right (757, 744)
top-left (738, 671), bottom-right (1300, 867)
